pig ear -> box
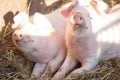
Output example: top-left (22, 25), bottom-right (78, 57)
top-left (61, 9), bottom-right (71, 18)
top-left (12, 12), bottom-right (28, 30)
top-left (90, 0), bottom-right (97, 9)
top-left (61, 0), bottom-right (78, 18)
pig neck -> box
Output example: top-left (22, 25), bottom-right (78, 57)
top-left (66, 23), bottom-right (97, 62)
top-left (66, 23), bottom-right (93, 43)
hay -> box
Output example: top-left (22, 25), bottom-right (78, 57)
top-left (0, 23), bottom-right (34, 80)
top-left (65, 57), bottom-right (120, 80)
top-left (0, 0), bottom-right (120, 80)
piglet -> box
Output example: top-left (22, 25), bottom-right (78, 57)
top-left (89, 2), bottom-right (120, 60)
top-left (12, 12), bottom-right (66, 79)
top-left (52, 1), bottom-right (98, 80)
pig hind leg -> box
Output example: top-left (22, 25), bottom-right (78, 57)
top-left (41, 48), bottom-right (66, 79)
top-left (51, 52), bottom-right (78, 80)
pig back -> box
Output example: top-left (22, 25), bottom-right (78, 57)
top-left (94, 10), bottom-right (120, 60)
top-left (45, 7), bottom-right (67, 37)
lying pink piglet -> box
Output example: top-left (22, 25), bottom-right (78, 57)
top-left (52, 0), bottom-right (120, 80)
top-left (12, 12), bottom-right (66, 79)
top-left (89, 0), bottom-right (120, 34)
top-left (91, 3), bottom-right (120, 60)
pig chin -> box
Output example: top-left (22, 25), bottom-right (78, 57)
top-left (74, 23), bottom-right (88, 31)
top-left (14, 39), bottom-right (33, 49)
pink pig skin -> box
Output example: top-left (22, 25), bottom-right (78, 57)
top-left (52, 0), bottom-right (120, 80)
top-left (12, 12), bottom-right (66, 79)
top-left (89, 3), bottom-right (120, 63)
top-left (109, 4), bottom-right (120, 13)
top-left (52, 1), bottom-right (97, 80)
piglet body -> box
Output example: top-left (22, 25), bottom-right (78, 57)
top-left (52, 1), bottom-right (98, 80)
top-left (94, 9), bottom-right (120, 59)
top-left (89, 1), bottom-right (120, 59)
top-left (12, 12), bottom-right (66, 78)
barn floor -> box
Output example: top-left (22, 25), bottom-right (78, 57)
top-left (0, 0), bottom-right (120, 80)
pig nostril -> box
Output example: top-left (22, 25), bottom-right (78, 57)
top-left (80, 16), bottom-right (83, 20)
top-left (19, 34), bottom-right (22, 37)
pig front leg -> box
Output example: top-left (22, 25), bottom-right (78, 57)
top-left (69, 57), bottom-right (98, 76)
top-left (51, 52), bottom-right (78, 80)
top-left (41, 47), bottom-right (66, 79)
top-left (31, 63), bottom-right (47, 78)
top-left (108, 4), bottom-right (120, 13)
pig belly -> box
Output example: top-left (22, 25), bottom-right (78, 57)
top-left (24, 45), bottom-right (61, 63)
top-left (24, 51), bottom-right (52, 63)
top-left (24, 35), bottom-right (63, 63)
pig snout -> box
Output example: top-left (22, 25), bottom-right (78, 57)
top-left (12, 32), bottom-right (23, 41)
top-left (70, 12), bottom-right (84, 25)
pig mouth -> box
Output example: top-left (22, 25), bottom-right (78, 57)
top-left (74, 24), bottom-right (88, 29)
top-left (15, 39), bottom-right (33, 44)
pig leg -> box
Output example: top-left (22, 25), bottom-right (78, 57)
top-left (70, 58), bottom-right (98, 75)
top-left (51, 52), bottom-right (78, 80)
top-left (31, 63), bottom-right (47, 78)
top-left (61, 0), bottom-right (78, 18)
top-left (41, 48), bottom-right (66, 79)
top-left (108, 4), bottom-right (120, 13)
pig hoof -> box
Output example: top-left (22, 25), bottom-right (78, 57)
top-left (66, 73), bottom-right (77, 79)
top-left (31, 74), bottom-right (40, 79)
top-left (41, 77), bottom-right (51, 80)
top-left (30, 75), bottom-right (40, 80)
top-left (31, 74), bottom-right (36, 78)
top-left (41, 73), bottom-right (51, 80)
